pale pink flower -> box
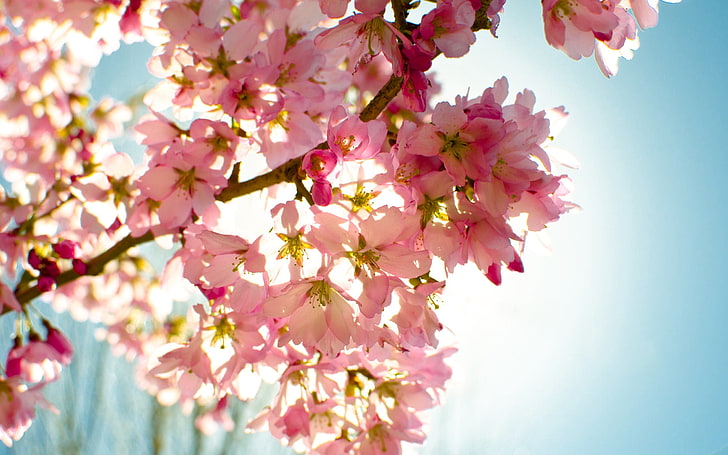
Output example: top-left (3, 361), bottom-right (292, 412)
top-left (415, 0), bottom-right (477, 58)
top-left (311, 207), bottom-right (431, 280)
top-left (5, 333), bottom-right (71, 384)
top-left (629, 0), bottom-right (682, 29)
top-left (219, 64), bottom-right (283, 125)
top-left (315, 14), bottom-right (407, 75)
top-left (542, 0), bottom-right (620, 59)
top-left (398, 100), bottom-right (504, 186)
top-left (190, 230), bottom-right (251, 288)
top-left (195, 395), bottom-right (234, 435)
top-left (246, 200), bottom-right (322, 286)
top-left (0, 377), bottom-right (54, 447)
top-left (147, 335), bottom-right (215, 404)
top-left (327, 105), bottom-right (387, 161)
top-left (263, 278), bottom-right (358, 357)
top-left (594, 8), bottom-right (639, 77)
top-left (138, 154), bottom-right (226, 229)
top-left (390, 281), bottom-right (444, 348)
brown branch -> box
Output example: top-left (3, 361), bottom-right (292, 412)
top-left (217, 156), bottom-right (303, 203)
top-left (392, 0), bottom-right (409, 32)
top-left (10, 62), bottom-right (406, 310)
top-left (12, 231), bottom-right (154, 308)
top-left (472, 0), bottom-right (495, 33)
top-left (360, 74), bottom-right (404, 122)
top-left (220, 73), bottom-right (406, 202)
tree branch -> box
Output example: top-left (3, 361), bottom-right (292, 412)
top-left (217, 156), bottom-right (303, 203)
top-left (12, 230), bottom-right (155, 307)
top-left (392, 0), bottom-right (409, 32)
top-left (10, 61), bottom-right (407, 310)
top-left (472, 0), bottom-right (495, 32)
top-left (360, 74), bottom-right (404, 122)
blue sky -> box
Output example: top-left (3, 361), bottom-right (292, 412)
top-left (424, 1), bottom-right (728, 454)
top-left (4, 2), bottom-right (727, 454)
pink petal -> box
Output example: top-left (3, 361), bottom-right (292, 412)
top-left (138, 166), bottom-right (178, 201)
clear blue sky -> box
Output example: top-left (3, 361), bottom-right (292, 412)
top-left (425, 2), bottom-right (728, 454)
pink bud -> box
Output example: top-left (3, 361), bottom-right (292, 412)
top-left (44, 323), bottom-right (73, 365)
top-left (5, 339), bottom-right (23, 377)
top-left (72, 258), bottom-right (88, 275)
top-left (302, 149), bottom-right (337, 180)
top-left (28, 249), bottom-right (42, 269)
top-left (311, 180), bottom-right (333, 206)
top-left (43, 260), bottom-right (61, 278)
top-left (53, 239), bottom-right (77, 259)
top-left (37, 275), bottom-right (56, 292)
top-left (106, 218), bottom-right (122, 234)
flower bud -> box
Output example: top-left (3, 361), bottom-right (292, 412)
top-left (72, 258), bottom-right (88, 275)
top-left (43, 260), bottom-right (61, 278)
top-left (44, 322), bottom-right (73, 365)
top-left (37, 275), bottom-right (56, 293)
top-left (53, 239), bottom-right (77, 259)
top-left (28, 249), bottom-right (42, 269)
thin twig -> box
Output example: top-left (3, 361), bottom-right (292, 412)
top-left (360, 74), bottom-right (404, 122)
top-left (12, 231), bottom-right (155, 307)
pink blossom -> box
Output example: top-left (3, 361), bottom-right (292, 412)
top-left (137, 160), bottom-right (225, 229)
top-left (629, 0), bottom-right (682, 29)
top-left (415, 0), bottom-right (477, 58)
top-left (196, 230), bottom-right (251, 288)
top-left (246, 200), bottom-right (322, 286)
top-left (5, 332), bottom-right (72, 384)
top-left (398, 100), bottom-right (504, 186)
top-left (542, 0), bottom-right (647, 75)
top-left (303, 149), bottom-right (338, 181)
top-left (0, 377), bottom-right (54, 447)
top-left (542, 0), bottom-right (620, 59)
top-left (390, 281), bottom-right (444, 348)
top-left (311, 207), bottom-right (431, 280)
top-left (219, 65), bottom-right (283, 125)
top-left (147, 335), bottom-right (216, 404)
top-left (43, 322), bottom-right (73, 366)
top-left (327, 105), bottom-right (387, 161)
top-left (263, 278), bottom-right (358, 357)
top-left (315, 14), bottom-right (407, 75)
top-left (195, 395), bottom-right (234, 435)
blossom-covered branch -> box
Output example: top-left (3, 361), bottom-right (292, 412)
top-left (0, 0), bottom-right (679, 451)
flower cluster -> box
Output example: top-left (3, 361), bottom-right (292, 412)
top-left (395, 78), bottom-right (574, 283)
top-left (0, 320), bottom-right (72, 446)
top-left (542, 0), bottom-right (682, 76)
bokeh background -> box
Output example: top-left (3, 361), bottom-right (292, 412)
top-left (3, 1), bottom-right (727, 454)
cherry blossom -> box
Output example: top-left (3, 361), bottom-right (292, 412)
top-left (0, 0), bottom-right (678, 450)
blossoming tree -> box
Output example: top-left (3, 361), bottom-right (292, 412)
top-left (0, 0), bottom-right (679, 452)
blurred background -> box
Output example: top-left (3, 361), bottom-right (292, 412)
top-left (3, 1), bottom-right (727, 454)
